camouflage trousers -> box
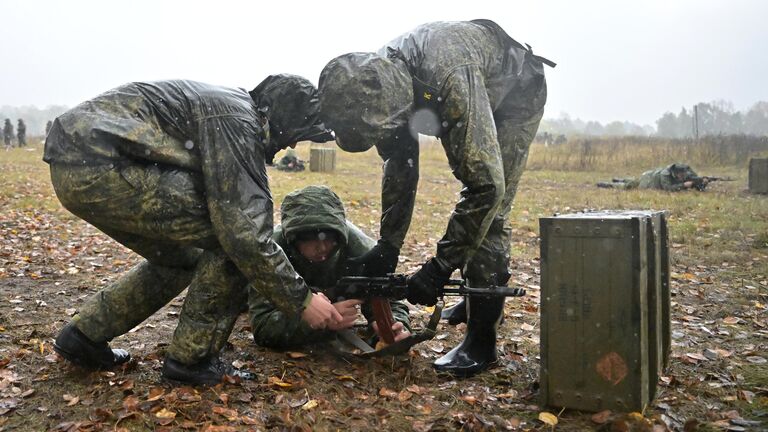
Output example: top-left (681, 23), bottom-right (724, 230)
top-left (50, 163), bottom-right (248, 364)
top-left (462, 111), bottom-right (543, 288)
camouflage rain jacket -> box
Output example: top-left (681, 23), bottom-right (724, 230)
top-left (320, 19), bottom-right (550, 273)
top-left (250, 185), bottom-right (410, 348)
top-left (44, 77), bottom-right (329, 315)
top-left (638, 163), bottom-right (699, 191)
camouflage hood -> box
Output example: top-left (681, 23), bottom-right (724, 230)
top-left (280, 185), bottom-right (348, 245)
top-left (318, 53), bottom-right (413, 152)
top-left (249, 74), bottom-right (333, 161)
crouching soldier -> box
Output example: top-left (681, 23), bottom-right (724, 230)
top-left (250, 185), bottom-right (411, 349)
top-left (597, 163), bottom-right (705, 191)
top-left (46, 76), bottom-right (342, 386)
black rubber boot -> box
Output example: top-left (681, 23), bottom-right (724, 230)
top-left (440, 298), bottom-right (467, 325)
top-left (433, 296), bottom-right (504, 377)
top-left (53, 323), bottom-right (130, 369)
top-left (162, 356), bottom-right (256, 386)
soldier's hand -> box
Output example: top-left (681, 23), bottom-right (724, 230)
top-left (406, 259), bottom-right (452, 306)
top-left (373, 321), bottom-right (411, 342)
top-left (683, 181), bottom-right (694, 188)
top-left (327, 299), bottom-right (363, 331)
top-left (302, 293), bottom-right (344, 330)
top-left (346, 240), bottom-right (399, 276)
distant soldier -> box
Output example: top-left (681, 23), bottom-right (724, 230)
top-left (3, 119), bottom-right (13, 149)
top-left (16, 119), bottom-right (26, 147)
top-left (45, 120), bottom-right (53, 137)
top-left (597, 163), bottom-right (706, 191)
top-left (274, 147), bottom-right (305, 172)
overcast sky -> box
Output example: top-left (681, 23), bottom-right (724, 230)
top-left (1, 0), bottom-right (766, 126)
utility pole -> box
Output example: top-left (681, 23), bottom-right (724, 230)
top-left (693, 105), bottom-right (700, 142)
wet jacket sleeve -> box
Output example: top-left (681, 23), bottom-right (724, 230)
top-left (435, 65), bottom-right (506, 271)
top-left (377, 135), bottom-right (419, 249)
top-left (250, 296), bottom-right (331, 349)
top-left (197, 115), bottom-right (311, 315)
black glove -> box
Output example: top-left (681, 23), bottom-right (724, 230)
top-left (406, 259), bottom-right (452, 306)
top-left (346, 240), bottom-right (399, 277)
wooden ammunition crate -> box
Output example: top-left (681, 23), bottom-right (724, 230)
top-left (539, 210), bottom-right (669, 412)
top-left (749, 158), bottom-right (768, 194)
top-left (310, 147), bottom-right (336, 172)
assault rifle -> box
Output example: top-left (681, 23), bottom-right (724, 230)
top-left (328, 274), bottom-right (526, 301)
top-left (322, 274), bottom-right (525, 357)
top-left (690, 175), bottom-right (733, 191)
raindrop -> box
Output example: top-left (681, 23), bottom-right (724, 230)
top-left (437, 96), bottom-right (442, 102)
top-left (456, 122), bottom-right (463, 128)
top-left (407, 158), bottom-right (414, 168)
top-left (442, 121), bottom-right (449, 128)
top-left (184, 140), bottom-right (195, 150)
top-left (144, 149), bottom-right (151, 156)
top-left (108, 163), bottom-right (114, 169)
top-left (318, 232), bottom-right (327, 241)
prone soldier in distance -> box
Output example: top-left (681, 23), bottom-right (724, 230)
top-left (597, 163), bottom-right (721, 191)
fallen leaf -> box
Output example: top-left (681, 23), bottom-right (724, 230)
top-left (746, 356), bottom-right (766, 364)
top-left (268, 376), bottom-right (292, 388)
top-left (722, 316), bottom-right (741, 325)
top-left (379, 388), bottom-right (398, 398)
top-left (591, 410), bottom-right (612, 424)
top-left (154, 408), bottom-right (176, 419)
top-left (301, 399), bottom-right (318, 410)
top-left (539, 412), bottom-right (558, 426)
top-left (287, 352), bottom-right (308, 359)
top-left (212, 406), bottom-right (238, 421)
top-left (62, 394), bottom-right (79, 406)
top-left (460, 395), bottom-right (477, 405)
top-left (146, 387), bottom-right (165, 402)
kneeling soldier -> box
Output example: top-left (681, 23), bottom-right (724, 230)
top-left (250, 185), bottom-right (411, 348)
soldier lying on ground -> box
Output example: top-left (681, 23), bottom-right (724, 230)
top-left (274, 147), bottom-right (305, 172)
top-left (596, 163), bottom-right (706, 191)
top-left (318, 19), bottom-right (553, 377)
top-left (46, 75), bottom-right (342, 386)
top-left (250, 185), bottom-right (411, 348)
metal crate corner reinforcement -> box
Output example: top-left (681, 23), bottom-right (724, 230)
top-left (539, 210), bottom-right (670, 412)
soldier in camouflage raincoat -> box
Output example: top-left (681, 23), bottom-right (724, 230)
top-left (250, 185), bottom-right (410, 348)
top-left (597, 163), bottom-right (704, 191)
top-left (318, 19), bottom-right (552, 376)
top-left (16, 119), bottom-right (26, 147)
top-left (45, 75), bottom-right (342, 385)
top-left (3, 119), bottom-right (13, 149)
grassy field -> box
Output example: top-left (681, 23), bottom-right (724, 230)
top-left (0, 138), bottom-right (766, 431)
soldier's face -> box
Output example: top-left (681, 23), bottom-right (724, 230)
top-left (295, 233), bottom-right (339, 263)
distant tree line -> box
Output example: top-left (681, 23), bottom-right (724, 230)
top-left (0, 105), bottom-right (68, 136)
top-left (656, 100), bottom-right (768, 138)
top-left (538, 100), bottom-right (768, 139)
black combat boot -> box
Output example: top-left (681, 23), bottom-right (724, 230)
top-left (53, 323), bottom-right (131, 369)
top-left (162, 356), bottom-right (256, 386)
top-left (440, 298), bottom-right (467, 325)
top-left (433, 296), bottom-right (504, 377)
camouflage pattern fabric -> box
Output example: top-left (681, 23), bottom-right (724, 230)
top-left (319, 20), bottom-right (548, 281)
top-left (250, 185), bottom-right (411, 348)
top-left (16, 120), bottom-right (26, 146)
top-left (3, 119), bottom-right (13, 146)
top-left (45, 77), bottom-right (328, 364)
top-left (637, 163), bottom-right (699, 191)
